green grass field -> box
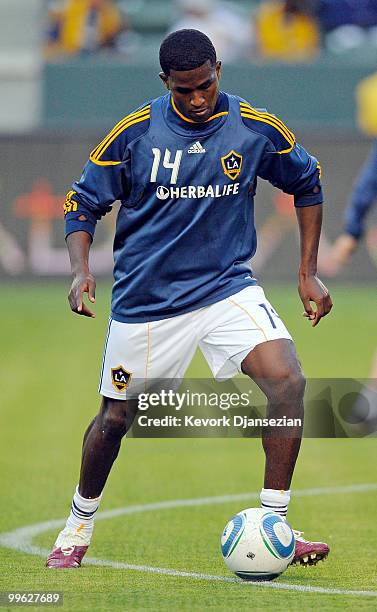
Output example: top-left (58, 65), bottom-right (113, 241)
top-left (1, 282), bottom-right (376, 610)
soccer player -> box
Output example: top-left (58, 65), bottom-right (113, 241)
top-left (47, 29), bottom-right (332, 569)
top-left (330, 140), bottom-right (377, 274)
top-left (329, 141), bottom-right (377, 404)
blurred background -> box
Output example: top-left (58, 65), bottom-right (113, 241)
top-left (1, 0), bottom-right (377, 285)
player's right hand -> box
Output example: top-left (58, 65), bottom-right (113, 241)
top-left (68, 272), bottom-right (96, 318)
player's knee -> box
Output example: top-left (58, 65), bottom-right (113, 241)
top-left (283, 369), bottom-right (306, 402)
top-left (100, 398), bottom-right (129, 440)
top-left (266, 366), bottom-right (306, 404)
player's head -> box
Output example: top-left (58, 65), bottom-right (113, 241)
top-left (159, 29), bottom-right (221, 123)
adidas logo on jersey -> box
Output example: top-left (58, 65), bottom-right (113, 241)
top-left (188, 141), bottom-right (206, 154)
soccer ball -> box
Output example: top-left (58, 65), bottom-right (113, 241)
top-left (220, 507), bottom-right (295, 581)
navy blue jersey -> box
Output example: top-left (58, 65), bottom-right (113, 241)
top-left (64, 92), bottom-right (323, 323)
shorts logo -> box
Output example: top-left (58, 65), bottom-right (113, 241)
top-left (111, 365), bottom-right (132, 391)
top-left (221, 150), bottom-right (243, 180)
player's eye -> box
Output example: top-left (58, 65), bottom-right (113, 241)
top-left (176, 87), bottom-right (192, 95)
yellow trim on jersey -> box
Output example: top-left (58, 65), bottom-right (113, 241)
top-left (241, 111), bottom-right (295, 153)
top-left (240, 101), bottom-right (295, 142)
top-left (90, 112), bottom-right (150, 165)
top-left (171, 97), bottom-right (228, 124)
top-left (90, 106), bottom-right (151, 164)
top-left (171, 97), bottom-right (195, 123)
top-left (317, 162), bottom-right (322, 179)
top-left (240, 102), bottom-right (295, 151)
top-left (90, 158), bottom-right (123, 167)
top-left (240, 109), bottom-right (295, 146)
top-left (90, 109), bottom-right (150, 163)
top-left (274, 145), bottom-right (295, 154)
top-left (91, 105), bottom-right (150, 159)
top-left (206, 110), bottom-right (229, 122)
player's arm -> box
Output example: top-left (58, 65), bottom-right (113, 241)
top-left (331, 141), bottom-right (377, 268)
top-left (295, 204), bottom-right (332, 326)
top-left (257, 127), bottom-right (332, 326)
top-left (64, 145), bottom-right (127, 317)
top-left (64, 104), bottom-right (149, 316)
top-left (66, 231), bottom-right (96, 317)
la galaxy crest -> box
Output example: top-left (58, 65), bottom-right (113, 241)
top-left (111, 365), bottom-right (132, 392)
top-left (221, 150), bottom-right (243, 180)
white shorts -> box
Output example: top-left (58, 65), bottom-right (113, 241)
top-left (98, 286), bottom-right (292, 400)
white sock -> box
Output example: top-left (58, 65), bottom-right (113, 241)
top-left (260, 488), bottom-right (291, 517)
top-left (65, 486), bottom-right (102, 542)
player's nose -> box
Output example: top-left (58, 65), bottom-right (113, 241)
top-left (190, 92), bottom-right (206, 108)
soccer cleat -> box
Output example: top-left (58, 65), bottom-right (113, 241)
top-left (291, 530), bottom-right (329, 566)
top-left (46, 527), bottom-right (90, 569)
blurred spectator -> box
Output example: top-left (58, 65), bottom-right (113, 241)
top-left (45, 0), bottom-right (133, 57)
top-left (328, 72), bottom-right (377, 274)
top-left (170, 0), bottom-right (253, 63)
top-left (255, 0), bottom-right (320, 62)
top-left (313, 0), bottom-right (377, 53)
top-left (325, 72), bottom-right (377, 389)
top-left (316, 0), bottom-right (377, 34)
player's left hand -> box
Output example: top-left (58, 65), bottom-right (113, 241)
top-left (298, 275), bottom-right (333, 327)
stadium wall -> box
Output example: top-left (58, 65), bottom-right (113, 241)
top-left (0, 134), bottom-right (376, 282)
top-left (43, 59), bottom-right (376, 131)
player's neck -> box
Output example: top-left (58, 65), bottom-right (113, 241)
top-left (170, 92), bottom-right (228, 126)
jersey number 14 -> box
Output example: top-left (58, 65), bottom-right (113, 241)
top-left (150, 148), bottom-right (183, 185)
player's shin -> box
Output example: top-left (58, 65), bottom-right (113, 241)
top-left (261, 395), bottom-right (304, 493)
top-left (258, 399), bottom-right (329, 566)
top-left (260, 390), bottom-right (303, 515)
top-left (78, 398), bottom-right (137, 498)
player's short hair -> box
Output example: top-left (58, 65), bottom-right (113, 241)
top-left (159, 29), bottom-right (217, 76)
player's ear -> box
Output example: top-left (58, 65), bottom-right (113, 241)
top-left (216, 61), bottom-right (222, 81)
top-left (159, 71), bottom-right (170, 90)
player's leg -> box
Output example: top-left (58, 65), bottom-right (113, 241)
top-left (47, 312), bottom-right (199, 568)
top-left (199, 286), bottom-right (330, 566)
top-left (46, 397), bottom-right (137, 569)
top-left (240, 338), bottom-right (304, 492)
top-left (241, 339), bottom-right (329, 565)
top-left (79, 396), bottom-right (138, 498)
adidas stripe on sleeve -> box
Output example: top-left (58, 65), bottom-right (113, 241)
top-left (64, 104), bottom-right (151, 237)
top-left (239, 100), bottom-right (323, 207)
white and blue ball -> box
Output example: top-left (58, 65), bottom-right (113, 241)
top-left (221, 507), bottom-right (295, 581)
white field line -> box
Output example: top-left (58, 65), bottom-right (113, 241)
top-left (1, 483), bottom-right (377, 598)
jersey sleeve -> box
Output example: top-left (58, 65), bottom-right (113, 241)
top-left (344, 141), bottom-right (377, 239)
top-left (64, 103), bottom-right (151, 238)
top-left (240, 101), bottom-right (323, 207)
